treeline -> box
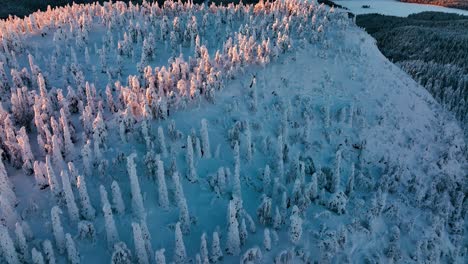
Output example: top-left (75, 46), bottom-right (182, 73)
top-left (400, 0), bottom-right (468, 11)
top-left (357, 12), bottom-right (468, 135)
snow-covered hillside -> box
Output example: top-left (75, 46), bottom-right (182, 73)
top-left (0, 0), bottom-right (466, 263)
top-left (335, 0), bottom-right (468, 16)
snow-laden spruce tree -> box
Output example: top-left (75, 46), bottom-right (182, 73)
top-left (200, 119), bottom-right (211, 158)
top-left (211, 231), bottom-right (223, 263)
top-left (186, 135), bottom-right (198, 182)
top-left (111, 181), bottom-right (125, 215)
top-left (15, 222), bottom-right (29, 262)
top-left (111, 242), bottom-right (133, 264)
top-left (140, 219), bottom-right (154, 263)
top-left (158, 126), bottom-right (168, 158)
top-left (31, 248), bottom-right (45, 264)
top-left (42, 240), bottom-right (56, 264)
top-left (0, 225), bottom-right (20, 264)
top-left (81, 139), bottom-right (92, 176)
top-left (200, 232), bottom-right (209, 264)
top-left (61, 170), bottom-right (79, 222)
top-left (155, 248), bottom-right (166, 264)
top-left (240, 218), bottom-right (248, 246)
top-left (276, 135), bottom-right (284, 182)
top-left (289, 205), bottom-right (303, 245)
top-left (156, 159), bottom-right (169, 209)
top-left (132, 222), bottom-right (149, 264)
top-left (93, 111), bottom-right (107, 160)
top-left (45, 155), bottom-right (61, 199)
top-left (60, 108), bottom-right (74, 158)
top-left (50, 206), bottom-right (65, 254)
top-left (244, 122), bottom-right (252, 162)
top-left (172, 171), bottom-right (191, 234)
top-left (264, 228), bottom-right (271, 251)
top-left (346, 163), bottom-right (355, 196)
top-left (67, 162), bottom-right (79, 187)
top-left (174, 222), bottom-right (187, 264)
top-left (65, 233), bottom-right (79, 264)
top-left (100, 185), bottom-right (119, 249)
top-left (127, 153), bottom-right (146, 219)
top-left (51, 135), bottom-right (65, 170)
top-left (0, 198), bottom-right (17, 233)
top-left (226, 199), bottom-right (241, 256)
top-left (77, 175), bottom-right (95, 220)
top-left (16, 127), bottom-right (34, 174)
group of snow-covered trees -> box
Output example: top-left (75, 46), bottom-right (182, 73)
top-left (0, 0), bottom-right (466, 263)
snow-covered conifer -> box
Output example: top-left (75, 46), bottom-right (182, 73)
top-left (157, 127), bottom-right (168, 158)
top-left (200, 233), bottom-right (209, 263)
top-left (61, 170), bottom-right (79, 222)
top-left (264, 228), bottom-right (271, 251)
top-left (289, 205), bottom-right (303, 245)
top-left (0, 225), bottom-right (20, 264)
top-left (50, 206), bottom-right (65, 254)
top-left (211, 231), bottom-right (223, 263)
top-left (233, 141), bottom-right (242, 198)
top-left (226, 200), bottom-right (241, 256)
top-left (155, 249), bottom-right (166, 264)
top-left (240, 218), bottom-right (248, 246)
top-left (81, 139), bottom-right (92, 176)
top-left (15, 222), bottom-right (29, 262)
top-left (77, 221), bottom-right (96, 242)
top-left (156, 159), bottom-right (169, 209)
top-left (186, 136), bottom-right (198, 182)
top-left (0, 153), bottom-right (16, 204)
top-left (42, 240), bottom-right (56, 264)
top-left (172, 171), bottom-right (191, 234)
top-left (127, 153), bottom-right (145, 219)
top-left (111, 181), bottom-right (125, 215)
top-left (273, 206), bottom-right (282, 230)
top-left (276, 135), bottom-right (284, 182)
top-left (16, 127), bottom-right (34, 174)
top-left (346, 163), bottom-right (355, 196)
top-left (263, 165), bottom-right (271, 195)
top-left (51, 135), bottom-right (64, 170)
top-left (93, 111), bottom-right (107, 160)
top-left (31, 248), bottom-right (44, 264)
top-left (77, 175), bottom-right (95, 220)
top-left (60, 109), bottom-right (74, 158)
top-left (132, 222), bottom-right (149, 264)
top-left (65, 233), bottom-right (79, 264)
top-left (200, 119), bottom-right (211, 158)
top-left (101, 185), bottom-right (119, 249)
top-left (111, 242), bottom-right (133, 264)
top-left (244, 123), bottom-right (252, 162)
top-left (0, 194), bottom-right (18, 229)
top-left (174, 222), bottom-right (187, 264)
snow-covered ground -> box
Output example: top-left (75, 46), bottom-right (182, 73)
top-left (0, 1), bottom-right (466, 263)
top-left (335, 0), bottom-right (468, 16)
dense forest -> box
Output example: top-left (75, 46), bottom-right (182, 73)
top-left (400, 0), bottom-right (468, 11)
top-left (357, 11), bottom-right (468, 136)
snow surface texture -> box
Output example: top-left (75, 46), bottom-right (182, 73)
top-left (335, 0), bottom-right (468, 16)
top-left (0, 0), bottom-right (467, 263)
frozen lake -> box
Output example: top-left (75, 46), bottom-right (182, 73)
top-left (335, 0), bottom-right (468, 17)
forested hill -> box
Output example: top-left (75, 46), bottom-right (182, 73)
top-left (357, 11), bottom-right (468, 136)
top-left (400, 0), bottom-right (468, 11)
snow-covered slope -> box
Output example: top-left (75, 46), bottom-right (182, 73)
top-left (0, 1), bottom-right (466, 263)
top-left (335, 0), bottom-right (468, 16)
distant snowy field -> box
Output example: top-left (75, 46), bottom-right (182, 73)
top-left (0, 0), bottom-right (466, 264)
top-left (335, 0), bottom-right (468, 16)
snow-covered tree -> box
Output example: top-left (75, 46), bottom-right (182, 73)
top-left (0, 225), bottom-right (20, 264)
top-left (16, 127), bottom-right (34, 174)
top-left (158, 126), bottom-right (168, 158)
top-left (233, 141), bottom-right (242, 198)
top-left (264, 228), bottom-right (271, 251)
top-left (61, 170), bottom-right (79, 222)
top-left (127, 153), bottom-right (145, 219)
top-left (0, 152), bottom-right (16, 204)
top-left (50, 206), bottom-right (65, 254)
top-left (111, 242), bottom-right (133, 264)
top-left (331, 149), bottom-right (342, 193)
top-left (93, 111), bottom-right (107, 160)
top-left (289, 205), bottom-right (303, 245)
top-left (155, 249), bottom-right (166, 264)
top-left (346, 163), bottom-right (355, 196)
top-left (42, 240), bottom-right (56, 264)
top-left (45, 155), bottom-right (61, 199)
top-left (15, 222), bottom-right (29, 262)
top-left (211, 231), bottom-right (223, 263)
top-left (173, 222), bottom-right (187, 264)
top-left (200, 119), bottom-right (211, 158)
top-left (81, 139), bottom-right (92, 176)
top-left (111, 181), bottom-right (125, 215)
top-left (132, 222), bottom-right (149, 264)
top-left (101, 185), bottom-right (119, 249)
top-left (186, 135), bottom-right (198, 182)
top-left (77, 175), bottom-right (95, 220)
top-left (65, 233), bottom-right (79, 264)
top-left (31, 248), bottom-right (45, 264)
top-left (226, 200), bottom-right (241, 256)
top-left (77, 221), bottom-right (96, 242)
top-left (240, 218), bottom-right (248, 246)
top-left (156, 159), bottom-right (169, 209)
top-left (200, 233), bottom-right (209, 264)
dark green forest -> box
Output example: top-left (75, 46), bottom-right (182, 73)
top-left (357, 12), bottom-right (468, 135)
